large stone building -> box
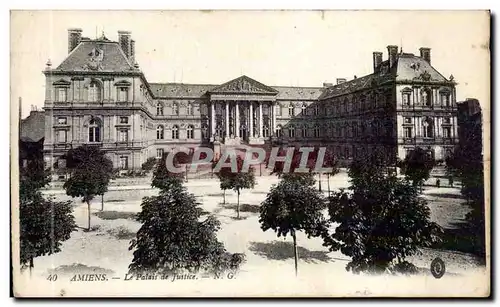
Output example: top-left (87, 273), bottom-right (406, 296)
top-left (42, 28), bottom-right (459, 170)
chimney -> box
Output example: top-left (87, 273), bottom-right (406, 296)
top-left (336, 78), bottom-right (347, 85)
top-left (68, 28), bottom-right (82, 53)
top-left (419, 47), bottom-right (431, 64)
top-left (387, 45), bottom-right (398, 68)
top-left (118, 30), bottom-right (132, 59)
top-left (373, 52), bottom-right (383, 72)
top-left (130, 39), bottom-right (136, 63)
top-left (323, 82), bottom-right (333, 87)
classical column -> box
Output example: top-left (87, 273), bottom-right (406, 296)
top-left (225, 101), bottom-right (229, 137)
top-left (211, 101), bottom-right (216, 137)
top-left (272, 102), bottom-right (276, 136)
top-left (415, 87), bottom-right (420, 105)
top-left (249, 102), bottom-right (254, 138)
top-left (259, 102), bottom-right (263, 137)
top-left (235, 102), bottom-right (240, 138)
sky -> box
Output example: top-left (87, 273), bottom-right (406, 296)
top-left (10, 10), bottom-right (490, 119)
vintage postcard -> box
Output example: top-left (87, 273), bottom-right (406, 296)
top-left (11, 10), bottom-right (491, 297)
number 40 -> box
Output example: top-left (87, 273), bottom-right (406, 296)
top-left (47, 274), bottom-right (58, 281)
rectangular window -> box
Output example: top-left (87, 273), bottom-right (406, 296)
top-left (404, 117), bottom-right (412, 124)
top-left (443, 127), bottom-right (451, 138)
top-left (404, 127), bottom-right (413, 138)
top-left (402, 93), bottom-right (411, 106)
top-left (119, 130), bottom-right (129, 142)
top-left (56, 88), bottom-right (67, 102)
top-left (118, 87), bottom-right (129, 102)
top-left (120, 116), bottom-right (129, 124)
top-left (56, 130), bottom-right (67, 143)
top-left (276, 105), bottom-right (282, 116)
top-left (119, 156), bottom-right (129, 170)
top-left (441, 94), bottom-right (450, 106)
top-left (156, 148), bottom-right (164, 159)
top-left (57, 117), bottom-right (67, 125)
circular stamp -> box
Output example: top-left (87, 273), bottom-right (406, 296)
top-left (430, 257), bottom-right (446, 279)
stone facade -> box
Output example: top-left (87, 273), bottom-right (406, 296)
top-left (42, 29), bottom-right (459, 170)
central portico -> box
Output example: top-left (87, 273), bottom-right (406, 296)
top-left (208, 76), bottom-right (278, 145)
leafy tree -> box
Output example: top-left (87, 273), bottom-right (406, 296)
top-left (141, 157), bottom-right (158, 172)
top-left (259, 179), bottom-right (327, 276)
top-left (64, 145), bottom-right (113, 230)
top-left (398, 147), bottom-right (435, 192)
top-left (227, 156), bottom-right (256, 219)
top-left (270, 147), bottom-right (316, 186)
top-left (129, 179), bottom-right (241, 276)
top-left (213, 158), bottom-right (232, 204)
top-left (19, 159), bottom-right (75, 274)
top-left (446, 128), bottom-right (485, 257)
top-left (321, 158), bottom-right (442, 274)
top-left (151, 153), bottom-right (185, 191)
top-left (323, 149), bottom-right (340, 196)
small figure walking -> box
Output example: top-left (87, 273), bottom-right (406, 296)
top-left (436, 179), bottom-right (441, 188)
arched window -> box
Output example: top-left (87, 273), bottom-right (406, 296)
top-left (301, 125), bottom-right (307, 138)
top-left (263, 125), bottom-right (269, 138)
top-left (422, 88), bottom-right (432, 106)
top-left (172, 103), bottom-right (179, 115)
top-left (157, 125), bottom-right (164, 139)
top-left (156, 102), bottom-right (164, 116)
top-left (314, 125), bottom-right (321, 138)
top-left (88, 81), bottom-right (102, 102)
top-left (422, 117), bottom-right (434, 138)
top-left (201, 125), bottom-right (208, 139)
top-left (187, 103), bottom-right (193, 116)
top-left (88, 118), bottom-right (101, 142)
top-left (288, 125), bottom-right (295, 138)
top-left (172, 125), bottom-right (179, 139)
top-left (276, 125), bottom-right (283, 138)
top-left (187, 125), bottom-right (194, 139)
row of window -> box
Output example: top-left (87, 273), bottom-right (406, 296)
top-left (157, 125), bottom-right (195, 140)
top-left (55, 82), bottom-right (129, 103)
top-left (403, 126), bottom-right (453, 139)
top-left (56, 116), bottom-right (130, 125)
top-left (156, 102), bottom-right (194, 116)
top-left (402, 89), bottom-right (451, 107)
top-left (402, 117), bottom-right (452, 124)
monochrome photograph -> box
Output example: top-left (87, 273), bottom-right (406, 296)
top-left (10, 10), bottom-right (490, 297)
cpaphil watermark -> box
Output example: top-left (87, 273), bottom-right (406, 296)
top-left (163, 145), bottom-right (335, 175)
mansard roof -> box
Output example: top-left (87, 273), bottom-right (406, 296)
top-left (54, 39), bottom-right (135, 72)
top-left (319, 52), bottom-right (454, 100)
top-left (149, 76), bottom-right (322, 100)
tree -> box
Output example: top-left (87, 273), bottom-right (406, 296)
top-left (259, 179), bottom-right (327, 276)
top-left (398, 147), bottom-right (435, 192)
top-left (269, 147), bottom-right (316, 187)
top-left (320, 157), bottom-right (442, 274)
top-left (151, 153), bottom-right (185, 191)
top-left (19, 159), bottom-right (75, 275)
top-left (324, 150), bottom-right (340, 196)
top-left (141, 157), bottom-right (157, 172)
top-left (446, 128), bottom-right (485, 257)
top-left (129, 178), bottom-right (242, 276)
top-left (213, 158), bottom-right (232, 204)
top-left (64, 145), bottom-right (113, 230)
top-left (227, 156), bottom-right (256, 219)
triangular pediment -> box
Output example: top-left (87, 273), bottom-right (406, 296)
top-left (209, 76), bottom-right (278, 95)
